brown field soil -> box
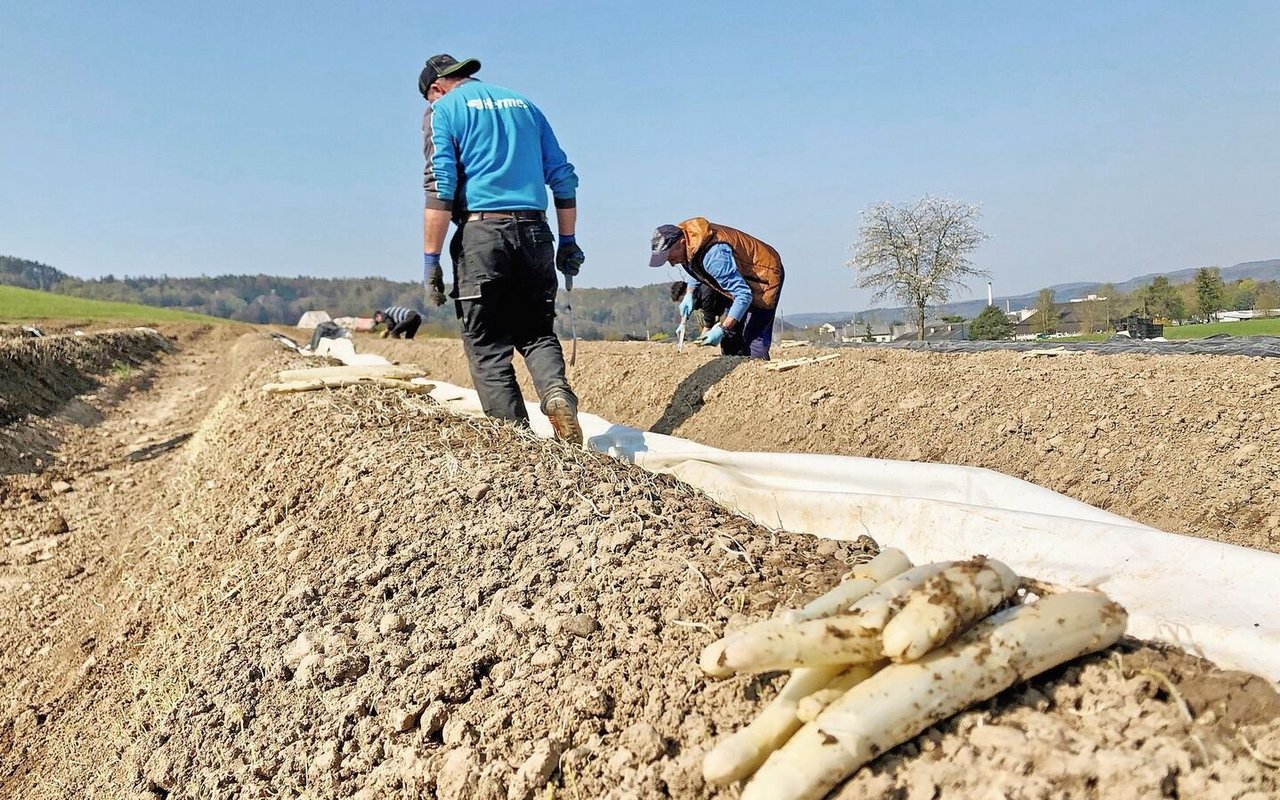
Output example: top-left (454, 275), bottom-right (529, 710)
top-left (0, 327), bottom-right (1276, 799)
top-left (361, 336), bottom-right (1280, 554)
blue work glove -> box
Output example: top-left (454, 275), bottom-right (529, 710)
top-left (423, 252), bottom-right (445, 307)
top-left (556, 234), bottom-right (584, 277)
top-left (679, 291), bottom-right (694, 318)
top-left (697, 323), bottom-right (725, 347)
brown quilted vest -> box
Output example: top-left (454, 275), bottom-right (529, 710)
top-left (677, 217), bottom-right (785, 311)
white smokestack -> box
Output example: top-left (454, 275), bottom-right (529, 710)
top-left (987, 281), bottom-right (993, 307)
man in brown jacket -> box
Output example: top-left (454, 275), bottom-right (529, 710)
top-left (650, 217), bottom-right (785, 359)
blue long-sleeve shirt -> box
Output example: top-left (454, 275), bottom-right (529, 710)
top-left (688, 243), bottom-right (753, 323)
top-left (423, 79), bottom-right (577, 214)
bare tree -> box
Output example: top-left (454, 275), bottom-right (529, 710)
top-left (1096, 282), bottom-right (1129, 328)
top-left (847, 196), bottom-right (990, 340)
top-left (1035, 288), bottom-right (1058, 334)
top-left (1256, 281), bottom-right (1280, 316)
top-left (1075, 297), bottom-right (1106, 335)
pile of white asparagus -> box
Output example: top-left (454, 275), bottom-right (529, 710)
top-left (700, 549), bottom-right (1128, 800)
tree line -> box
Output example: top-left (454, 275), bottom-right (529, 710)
top-left (8, 245), bottom-right (1277, 343)
top-left (1, 255), bottom-right (678, 340)
top-left (1024, 271), bottom-right (1280, 336)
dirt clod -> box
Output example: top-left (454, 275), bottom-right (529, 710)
top-left (507, 738), bottom-right (562, 800)
top-left (379, 612), bottom-right (406, 635)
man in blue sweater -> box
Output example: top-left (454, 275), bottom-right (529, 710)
top-left (418, 54), bottom-right (585, 444)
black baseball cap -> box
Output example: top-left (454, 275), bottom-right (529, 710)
top-left (649, 224), bottom-right (683, 267)
top-left (418, 54), bottom-right (481, 99)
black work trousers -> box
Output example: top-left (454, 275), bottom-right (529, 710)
top-left (390, 312), bottom-right (421, 339)
top-left (450, 214), bottom-right (577, 424)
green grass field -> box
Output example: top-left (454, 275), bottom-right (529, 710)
top-left (0, 284), bottom-right (225, 324)
top-left (1054, 316), bottom-right (1280, 342)
top-left (1160, 317), bottom-right (1280, 339)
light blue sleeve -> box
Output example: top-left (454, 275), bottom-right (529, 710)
top-left (703, 243), bottom-right (752, 322)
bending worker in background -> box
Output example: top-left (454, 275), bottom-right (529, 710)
top-left (419, 53), bottom-right (585, 444)
top-left (649, 218), bottom-right (785, 360)
top-left (372, 306), bottom-right (422, 340)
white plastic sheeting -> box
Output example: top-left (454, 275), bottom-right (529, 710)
top-left (312, 337), bottom-right (389, 366)
top-left (423, 380), bottom-right (1280, 683)
top-left (288, 336), bottom-right (1279, 682)
top-left (295, 310), bottom-right (332, 329)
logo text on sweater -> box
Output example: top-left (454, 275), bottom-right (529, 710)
top-left (466, 98), bottom-right (528, 111)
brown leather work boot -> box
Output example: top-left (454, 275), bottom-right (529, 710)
top-left (543, 391), bottom-right (583, 446)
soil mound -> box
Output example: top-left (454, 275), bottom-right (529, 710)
top-left (0, 329), bottom-right (176, 474)
top-left (362, 338), bottom-right (1280, 554)
top-left (1, 334), bottom-right (1276, 800)
top-left (0, 329), bottom-right (174, 427)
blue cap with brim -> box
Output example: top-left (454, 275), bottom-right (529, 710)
top-left (649, 224), bottom-right (682, 267)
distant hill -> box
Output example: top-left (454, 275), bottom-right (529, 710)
top-left (4, 252), bottom-right (1277, 335)
top-left (0, 283), bottom-right (226, 324)
top-left (1, 255), bottom-right (70, 291)
top-left (1113, 259), bottom-right (1280, 293)
top-left (2, 254), bottom-right (446, 327)
top-left (0, 253), bottom-right (677, 340)
top-left (789, 258), bottom-right (1280, 327)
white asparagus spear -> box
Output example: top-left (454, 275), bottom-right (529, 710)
top-left (720, 562), bottom-right (950, 672)
top-left (742, 591), bottom-right (1127, 800)
top-left (881, 556), bottom-right (1020, 662)
top-left (702, 665), bottom-right (845, 785)
top-left (699, 548), bottom-right (911, 677)
top-left (793, 660), bottom-right (885, 721)
top-left (795, 662), bottom-right (883, 723)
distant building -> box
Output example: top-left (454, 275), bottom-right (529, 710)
top-left (1014, 297), bottom-right (1129, 339)
top-left (893, 321), bottom-right (969, 342)
top-left (836, 320), bottom-right (914, 343)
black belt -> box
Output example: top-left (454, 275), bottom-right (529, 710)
top-left (467, 210), bottom-right (545, 221)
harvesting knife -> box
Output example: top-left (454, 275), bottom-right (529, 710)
top-left (565, 274), bottom-right (577, 366)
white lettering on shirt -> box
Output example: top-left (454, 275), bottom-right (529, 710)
top-left (465, 97), bottom-right (528, 111)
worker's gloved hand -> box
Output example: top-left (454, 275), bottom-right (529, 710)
top-left (379, 329), bottom-right (391, 339)
top-left (423, 252), bottom-right (446, 307)
top-left (679, 292), bottom-right (694, 318)
top-left (556, 235), bottom-right (584, 277)
top-left (697, 323), bottom-right (725, 347)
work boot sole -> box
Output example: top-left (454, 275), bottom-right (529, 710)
top-left (544, 395), bottom-right (583, 446)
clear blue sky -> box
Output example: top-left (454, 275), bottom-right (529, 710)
top-left (2, 1), bottom-right (1278, 314)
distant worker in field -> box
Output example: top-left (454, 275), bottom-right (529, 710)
top-left (650, 218), bottom-right (785, 360)
top-left (669, 279), bottom-right (728, 337)
top-left (372, 306), bottom-right (422, 340)
top-left (418, 53), bottom-right (584, 444)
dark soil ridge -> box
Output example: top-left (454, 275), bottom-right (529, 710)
top-left (0, 329), bottom-right (174, 428)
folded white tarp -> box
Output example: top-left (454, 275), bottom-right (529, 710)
top-left (313, 337), bottom-right (388, 366)
top-left (293, 340), bottom-right (1280, 683)
top-left (424, 381), bottom-right (1280, 683)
